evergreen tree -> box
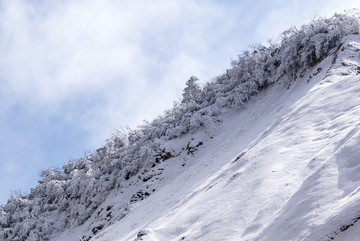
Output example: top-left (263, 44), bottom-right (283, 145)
top-left (182, 76), bottom-right (200, 103)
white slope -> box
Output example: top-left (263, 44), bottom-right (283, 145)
top-left (55, 35), bottom-right (360, 241)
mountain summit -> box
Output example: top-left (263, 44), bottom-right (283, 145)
top-left (1, 13), bottom-right (360, 241)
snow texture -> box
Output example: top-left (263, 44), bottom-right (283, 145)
top-left (86, 35), bottom-right (360, 241)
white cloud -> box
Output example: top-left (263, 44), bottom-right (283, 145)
top-left (0, 0), bottom-right (237, 145)
top-left (256, 0), bottom-right (360, 42)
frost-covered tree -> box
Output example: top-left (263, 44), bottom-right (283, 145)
top-left (182, 76), bottom-right (201, 103)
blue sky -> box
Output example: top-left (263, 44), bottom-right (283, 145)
top-left (0, 0), bottom-right (359, 204)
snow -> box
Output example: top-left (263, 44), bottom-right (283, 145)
top-left (52, 35), bottom-right (360, 241)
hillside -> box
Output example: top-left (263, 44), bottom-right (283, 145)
top-left (1, 13), bottom-right (360, 241)
top-left (61, 34), bottom-right (360, 241)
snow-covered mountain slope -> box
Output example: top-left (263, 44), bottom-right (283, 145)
top-left (54, 35), bottom-right (360, 241)
top-left (1, 14), bottom-right (360, 241)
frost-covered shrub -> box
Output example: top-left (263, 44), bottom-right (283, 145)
top-left (0, 12), bottom-right (359, 241)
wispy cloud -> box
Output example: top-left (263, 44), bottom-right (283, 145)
top-left (0, 0), bottom-right (238, 140)
top-left (256, 0), bottom-right (360, 41)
